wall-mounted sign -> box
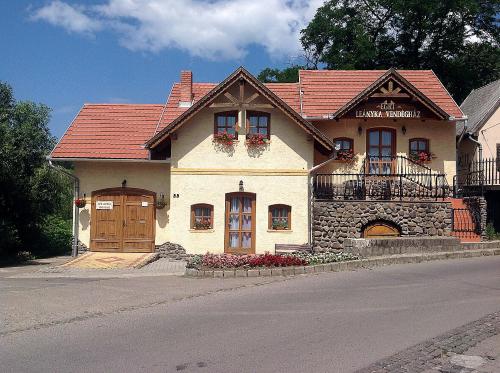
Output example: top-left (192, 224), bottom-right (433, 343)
top-left (96, 201), bottom-right (113, 210)
top-left (355, 100), bottom-right (421, 119)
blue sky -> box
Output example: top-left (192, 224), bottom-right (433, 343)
top-left (1, 0), bottom-right (322, 138)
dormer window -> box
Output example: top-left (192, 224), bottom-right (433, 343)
top-left (247, 111), bottom-right (270, 139)
top-left (214, 111), bottom-right (238, 139)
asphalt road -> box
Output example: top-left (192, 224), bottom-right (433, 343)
top-left (1, 257), bottom-right (500, 373)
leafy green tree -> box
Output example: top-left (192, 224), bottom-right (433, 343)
top-left (257, 65), bottom-right (304, 83)
top-left (0, 82), bottom-right (72, 260)
top-left (259, 0), bottom-right (500, 103)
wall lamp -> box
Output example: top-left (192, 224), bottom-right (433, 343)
top-left (402, 126), bottom-right (407, 135)
top-left (239, 180), bottom-right (244, 192)
top-left (358, 126), bottom-right (363, 136)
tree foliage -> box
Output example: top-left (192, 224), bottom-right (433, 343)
top-left (259, 0), bottom-right (500, 103)
top-left (257, 65), bottom-right (304, 83)
top-left (0, 82), bottom-right (72, 260)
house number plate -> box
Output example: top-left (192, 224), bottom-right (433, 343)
top-left (96, 201), bottom-right (113, 210)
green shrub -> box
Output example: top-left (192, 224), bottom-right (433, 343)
top-left (37, 215), bottom-right (72, 257)
top-left (485, 223), bottom-right (500, 241)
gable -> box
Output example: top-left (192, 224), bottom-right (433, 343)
top-left (330, 69), bottom-right (450, 120)
top-left (146, 67), bottom-right (333, 151)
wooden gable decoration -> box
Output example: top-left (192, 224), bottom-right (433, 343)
top-left (333, 69), bottom-right (450, 121)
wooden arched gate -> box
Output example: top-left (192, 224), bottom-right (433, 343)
top-left (363, 221), bottom-right (400, 238)
top-left (90, 188), bottom-right (156, 252)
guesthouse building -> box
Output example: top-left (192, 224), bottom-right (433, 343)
top-left (51, 67), bottom-right (472, 256)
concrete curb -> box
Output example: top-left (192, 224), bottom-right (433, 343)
top-left (185, 248), bottom-right (500, 278)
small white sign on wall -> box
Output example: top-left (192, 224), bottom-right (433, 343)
top-left (96, 201), bottom-right (113, 210)
top-left (141, 201), bottom-right (149, 207)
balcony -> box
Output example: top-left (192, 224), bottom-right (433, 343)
top-left (313, 155), bottom-right (449, 201)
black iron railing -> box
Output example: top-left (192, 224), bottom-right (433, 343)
top-left (451, 208), bottom-right (481, 235)
top-left (454, 158), bottom-right (500, 197)
top-left (314, 172), bottom-right (449, 200)
top-left (313, 155), bottom-right (449, 200)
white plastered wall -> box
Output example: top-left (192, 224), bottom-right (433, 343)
top-left (74, 161), bottom-right (170, 248)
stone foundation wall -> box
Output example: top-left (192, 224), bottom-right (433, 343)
top-left (313, 200), bottom-right (452, 251)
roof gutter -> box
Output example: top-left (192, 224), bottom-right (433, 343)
top-left (48, 159), bottom-right (80, 257)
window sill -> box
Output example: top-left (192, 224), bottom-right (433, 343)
top-left (189, 229), bottom-right (215, 233)
top-left (267, 229), bottom-right (293, 233)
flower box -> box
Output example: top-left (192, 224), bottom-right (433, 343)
top-left (213, 131), bottom-right (235, 146)
top-left (409, 151), bottom-right (434, 164)
top-left (245, 133), bottom-right (268, 148)
top-left (194, 219), bottom-right (212, 230)
top-left (335, 149), bottom-right (354, 161)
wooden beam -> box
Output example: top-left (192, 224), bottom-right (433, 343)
top-left (245, 92), bottom-right (260, 104)
top-left (224, 92), bottom-right (239, 104)
top-left (370, 93), bottom-right (410, 98)
top-left (209, 103), bottom-right (235, 108)
top-left (239, 79), bottom-right (245, 102)
top-left (244, 103), bottom-right (274, 109)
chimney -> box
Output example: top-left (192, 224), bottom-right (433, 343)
top-left (179, 70), bottom-right (193, 107)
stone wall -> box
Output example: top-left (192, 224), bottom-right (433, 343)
top-left (156, 242), bottom-right (193, 261)
top-left (313, 200), bottom-right (452, 251)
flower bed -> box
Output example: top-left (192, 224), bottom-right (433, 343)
top-left (186, 251), bottom-right (359, 270)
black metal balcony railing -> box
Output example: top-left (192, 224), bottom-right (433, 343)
top-left (313, 155), bottom-right (449, 201)
top-left (454, 158), bottom-right (500, 197)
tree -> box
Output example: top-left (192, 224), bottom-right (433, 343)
top-left (257, 65), bottom-right (304, 83)
top-left (0, 82), bottom-right (72, 260)
top-left (259, 0), bottom-right (500, 103)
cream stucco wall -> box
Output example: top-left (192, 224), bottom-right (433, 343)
top-left (74, 162), bottom-right (171, 248)
top-left (168, 105), bottom-right (315, 254)
top-left (313, 118), bottom-right (457, 184)
top-left (477, 106), bottom-right (500, 158)
top-left (171, 109), bottom-right (313, 170)
top-left (169, 174), bottom-right (309, 254)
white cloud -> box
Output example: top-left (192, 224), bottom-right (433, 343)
top-left (31, 1), bottom-right (102, 34)
top-left (31, 0), bottom-right (323, 60)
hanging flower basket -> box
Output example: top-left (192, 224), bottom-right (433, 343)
top-left (245, 134), bottom-right (268, 148)
top-left (410, 151), bottom-right (434, 164)
top-left (74, 198), bottom-right (86, 208)
top-left (213, 131), bottom-right (235, 146)
top-left (335, 149), bottom-right (354, 162)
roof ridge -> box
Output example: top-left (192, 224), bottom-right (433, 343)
top-left (82, 103), bottom-right (164, 106)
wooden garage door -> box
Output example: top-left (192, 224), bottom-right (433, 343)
top-left (91, 188), bottom-right (155, 253)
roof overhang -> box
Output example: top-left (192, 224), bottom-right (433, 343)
top-left (145, 67), bottom-right (333, 151)
top-left (49, 157), bottom-right (171, 163)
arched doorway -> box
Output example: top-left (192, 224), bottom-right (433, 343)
top-left (90, 187), bottom-right (156, 252)
top-left (363, 221), bottom-right (400, 238)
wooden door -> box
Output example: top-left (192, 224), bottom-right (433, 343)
top-left (122, 193), bottom-right (155, 252)
top-left (90, 188), bottom-right (155, 253)
top-left (225, 193), bottom-right (256, 254)
top-left (366, 128), bottom-right (396, 174)
top-left (91, 191), bottom-right (123, 252)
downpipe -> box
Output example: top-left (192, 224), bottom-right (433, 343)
top-left (48, 159), bottom-right (80, 257)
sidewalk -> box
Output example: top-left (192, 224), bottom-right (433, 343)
top-left (1, 256), bottom-right (187, 279)
top-left (356, 311), bottom-right (500, 373)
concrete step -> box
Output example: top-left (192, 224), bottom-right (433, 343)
top-left (344, 237), bottom-right (462, 257)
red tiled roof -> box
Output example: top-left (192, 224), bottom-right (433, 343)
top-left (51, 104), bottom-right (164, 159)
top-left (298, 70), bottom-right (463, 118)
top-left (51, 69), bottom-right (463, 160)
